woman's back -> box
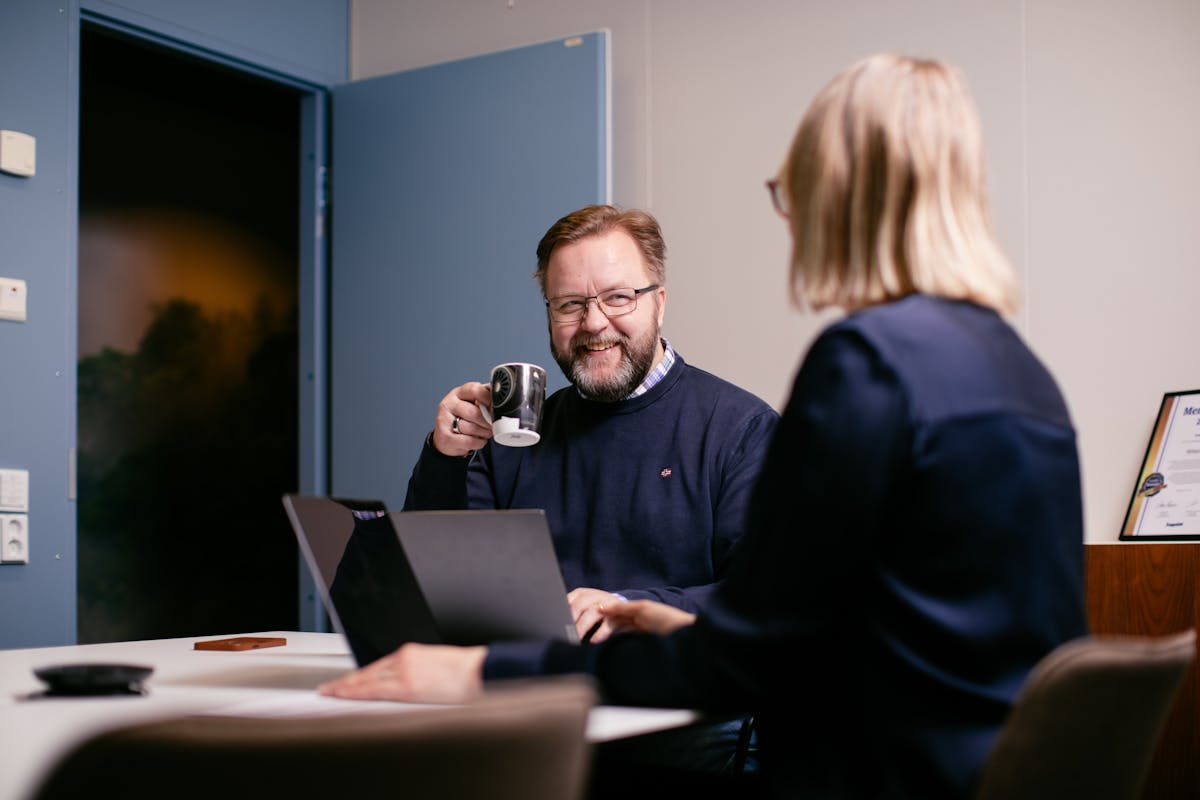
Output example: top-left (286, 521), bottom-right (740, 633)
top-left (719, 294), bottom-right (1086, 798)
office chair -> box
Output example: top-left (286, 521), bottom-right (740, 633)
top-left (974, 629), bottom-right (1196, 800)
top-left (33, 676), bottom-right (596, 800)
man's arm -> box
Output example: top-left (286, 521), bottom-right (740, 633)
top-left (403, 381), bottom-right (494, 510)
top-left (403, 434), bottom-right (472, 509)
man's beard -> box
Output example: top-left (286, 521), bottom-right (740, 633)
top-left (552, 323), bottom-right (660, 403)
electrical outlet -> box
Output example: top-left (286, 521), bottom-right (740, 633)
top-left (1, 514), bottom-right (28, 563)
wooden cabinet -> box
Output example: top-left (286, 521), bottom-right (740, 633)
top-left (1086, 542), bottom-right (1200, 800)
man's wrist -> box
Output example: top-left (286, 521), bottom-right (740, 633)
top-left (425, 430), bottom-right (473, 461)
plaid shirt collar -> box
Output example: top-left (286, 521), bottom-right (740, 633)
top-left (625, 339), bottom-right (675, 399)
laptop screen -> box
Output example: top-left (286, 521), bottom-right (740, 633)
top-left (283, 496), bottom-right (579, 666)
top-left (283, 495), bottom-right (438, 665)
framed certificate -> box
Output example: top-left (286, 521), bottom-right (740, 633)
top-left (1120, 390), bottom-right (1200, 540)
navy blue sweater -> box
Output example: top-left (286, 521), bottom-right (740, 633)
top-left (404, 354), bottom-right (778, 610)
top-left (488, 297), bottom-right (1087, 799)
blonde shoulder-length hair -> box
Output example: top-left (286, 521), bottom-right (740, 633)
top-left (782, 54), bottom-right (1017, 315)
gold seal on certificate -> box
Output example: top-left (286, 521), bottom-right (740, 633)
top-left (1120, 389), bottom-right (1200, 540)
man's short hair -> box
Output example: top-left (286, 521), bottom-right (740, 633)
top-left (534, 205), bottom-right (666, 295)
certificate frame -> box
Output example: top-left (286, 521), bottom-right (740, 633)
top-left (1119, 389), bottom-right (1200, 540)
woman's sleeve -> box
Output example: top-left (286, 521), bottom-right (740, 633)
top-left (578, 329), bottom-right (912, 711)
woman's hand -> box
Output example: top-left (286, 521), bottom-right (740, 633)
top-left (600, 599), bottom-right (696, 636)
top-left (318, 643), bottom-right (486, 704)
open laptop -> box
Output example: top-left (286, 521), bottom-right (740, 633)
top-left (281, 495), bottom-right (580, 666)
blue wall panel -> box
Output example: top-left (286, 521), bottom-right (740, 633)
top-left (0, 0), bottom-right (80, 648)
top-left (0, 0), bottom-right (346, 647)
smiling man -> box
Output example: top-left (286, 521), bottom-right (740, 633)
top-left (545, 228), bottom-right (665, 403)
top-left (403, 205), bottom-right (777, 652)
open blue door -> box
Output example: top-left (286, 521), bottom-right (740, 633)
top-left (330, 33), bottom-right (609, 505)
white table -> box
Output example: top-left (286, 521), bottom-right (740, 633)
top-left (0, 631), bottom-right (697, 800)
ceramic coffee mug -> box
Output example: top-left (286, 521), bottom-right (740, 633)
top-left (482, 362), bottom-right (546, 447)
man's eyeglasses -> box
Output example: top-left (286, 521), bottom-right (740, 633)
top-left (545, 285), bottom-right (660, 323)
top-left (766, 178), bottom-right (791, 218)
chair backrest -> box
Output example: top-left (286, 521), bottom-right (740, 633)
top-left (974, 629), bottom-right (1196, 800)
top-left (33, 676), bottom-right (596, 800)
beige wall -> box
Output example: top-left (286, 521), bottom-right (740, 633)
top-left (351, 0), bottom-right (1200, 543)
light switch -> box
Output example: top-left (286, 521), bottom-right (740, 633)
top-left (0, 469), bottom-right (29, 512)
top-left (0, 130), bottom-right (36, 177)
top-left (0, 514), bottom-right (29, 563)
top-left (0, 277), bottom-right (26, 322)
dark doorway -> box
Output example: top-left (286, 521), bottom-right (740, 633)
top-left (77, 26), bottom-right (301, 642)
